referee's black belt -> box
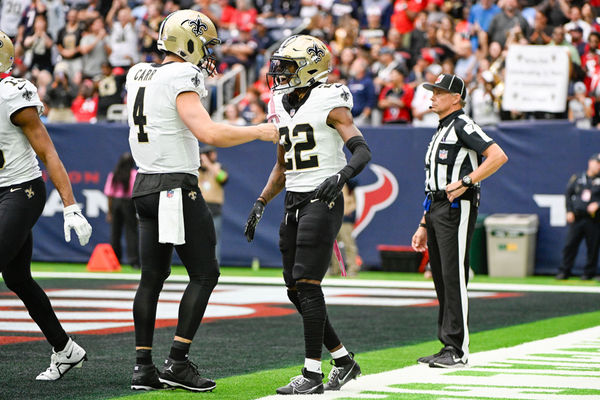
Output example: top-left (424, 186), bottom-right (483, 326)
top-left (427, 188), bottom-right (478, 202)
top-left (427, 191), bottom-right (448, 201)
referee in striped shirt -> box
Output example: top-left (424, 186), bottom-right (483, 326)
top-left (411, 74), bottom-right (508, 368)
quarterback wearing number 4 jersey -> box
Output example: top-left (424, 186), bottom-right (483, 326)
top-left (124, 10), bottom-right (277, 394)
top-left (244, 35), bottom-right (371, 395)
top-left (0, 30), bottom-right (91, 381)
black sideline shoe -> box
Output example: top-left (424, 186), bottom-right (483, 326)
top-left (276, 368), bottom-right (324, 395)
top-left (417, 347), bottom-right (445, 365)
top-left (158, 358), bottom-right (216, 392)
top-left (429, 346), bottom-right (467, 368)
top-left (581, 274), bottom-right (594, 281)
top-left (555, 272), bottom-right (569, 280)
top-left (324, 353), bottom-right (361, 391)
top-left (131, 364), bottom-right (166, 390)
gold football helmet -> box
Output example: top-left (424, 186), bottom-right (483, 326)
top-left (0, 30), bottom-right (15, 74)
top-left (268, 35), bottom-right (331, 93)
top-left (157, 10), bottom-right (221, 74)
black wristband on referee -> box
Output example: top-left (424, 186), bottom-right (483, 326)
top-left (419, 223), bottom-right (427, 229)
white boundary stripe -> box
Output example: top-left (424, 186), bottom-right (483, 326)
top-left (25, 271), bottom-right (600, 293)
top-left (258, 326), bottom-right (600, 400)
top-left (458, 199), bottom-right (470, 361)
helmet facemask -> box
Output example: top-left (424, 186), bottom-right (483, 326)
top-left (199, 37), bottom-right (220, 76)
top-left (267, 57), bottom-right (305, 94)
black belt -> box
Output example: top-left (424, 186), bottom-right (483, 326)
top-left (427, 188), bottom-right (478, 202)
top-left (427, 191), bottom-right (447, 201)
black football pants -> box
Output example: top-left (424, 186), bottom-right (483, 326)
top-left (0, 178), bottom-right (69, 349)
top-left (425, 197), bottom-right (477, 361)
top-left (133, 190), bottom-right (219, 348)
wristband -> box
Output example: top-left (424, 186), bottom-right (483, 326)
top-left (257, 196), bottom-right (266, 205)
top-left (216, 169), bottom-right (228, 183)
top-left (419, 223), bottom-right (427, 229)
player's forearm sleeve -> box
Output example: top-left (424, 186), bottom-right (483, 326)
top-left (339, 136), bottom-right (371, 181)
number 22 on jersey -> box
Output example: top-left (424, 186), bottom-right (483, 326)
top-left (280, 123), bottom-right (319, 171)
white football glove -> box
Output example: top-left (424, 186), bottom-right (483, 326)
top-left (63, 204), bottom-right (92, 246)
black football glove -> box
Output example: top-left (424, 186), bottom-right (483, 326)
top-left (314, 173), bottom-right (345, 204)
top-left (244, 199), bottom-right (266, 242)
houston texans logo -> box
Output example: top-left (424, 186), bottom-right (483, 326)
top-left (352, 164), bottom-right (399, 237)
top-left (187, 18), bottom-right (208, 36)
top-left (307, 44), bottom-right (325, 62)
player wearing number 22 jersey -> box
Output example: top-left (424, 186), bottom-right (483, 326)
top-left (124, 10), bottom-right (277, 393)
top-left (244, 35), bottom-right (372, 395)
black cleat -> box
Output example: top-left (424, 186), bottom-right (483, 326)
top-left (131, 364), bottom-right (166, 390)
top-left (158, 358), bottom-right (216, 392)
top-left (429, 346), bottom-right (467, 368)
top-left (417, 347), bottom-right (445, 365)
top-left (276, 368), bottom-right (324, 395)
top-left (324, 353), bottom-right (361, 391)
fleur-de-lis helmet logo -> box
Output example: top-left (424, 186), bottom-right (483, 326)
top-left (187, 17), bottom-right (208, 37)
top-left (307, 43), bottom-right (325, 63)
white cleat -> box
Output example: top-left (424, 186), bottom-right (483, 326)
top-left (36, 338), bottom-right (87, 381)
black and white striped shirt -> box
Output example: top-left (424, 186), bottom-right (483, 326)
top-left (424, 110), bottom-right (494, 192)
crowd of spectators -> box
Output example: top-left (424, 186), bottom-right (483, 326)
top-left (2, 0), bottom-right (600, 127)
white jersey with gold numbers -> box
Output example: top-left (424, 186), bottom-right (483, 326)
top-left (126, 61), bottom-right (208, 176)
top-left (0, 77), bottom-right (43, 187)
top-left (271, 83), bottom-right (353, 192)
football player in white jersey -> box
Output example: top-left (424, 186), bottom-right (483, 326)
top-left (125, 10), bottom-right (277, 392)
top-left (244, 35), bottom-right (372, 395)
top-left (0, 30), bottom-right (92, 381)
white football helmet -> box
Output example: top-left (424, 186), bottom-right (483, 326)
top-left (157, 10), bottom-right (221, 74)
top-left (268, 35), bottom-right (331, 94)
top-left (0, 30), bottom-right (15, 74)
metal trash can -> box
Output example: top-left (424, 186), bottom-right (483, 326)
top-left (483, 214), bottom-right (539, 277)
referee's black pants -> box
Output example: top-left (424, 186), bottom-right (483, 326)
top-left (425, 197), bottom-right (477, 361)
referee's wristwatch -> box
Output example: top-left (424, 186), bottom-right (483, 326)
top-left (461, 175), bottom-right (474, 188)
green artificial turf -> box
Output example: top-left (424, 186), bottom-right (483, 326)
top-left (111, 311), bottom-right (600, 400)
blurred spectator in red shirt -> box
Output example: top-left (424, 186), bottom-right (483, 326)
top-left (391, 0), bottom-right (427, 34)
top-left (583, 31), bottom-right (600, 92)
top-left (378, 65), bottom-right (414, 124)
top-left (71, 79), bottom-right (99, 122)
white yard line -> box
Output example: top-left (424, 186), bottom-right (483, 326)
top-left (28, 271), bottom-right (600, 293)
top-left (258, 326), bottom-right (600, 400)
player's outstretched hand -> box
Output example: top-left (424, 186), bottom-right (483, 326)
top-left (315, 174), bottom-right (344, 204)
top-left (63, 204), bottom-right (93, 246)
top-left (244, 199), bottom-right (266, 242)
top-left (256, 123), bottom-right (279, 144)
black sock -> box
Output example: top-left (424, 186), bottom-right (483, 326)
top-left (136, 349), bottom-right (152, 365)
top-left (334, 354), bottom-right (352, 366)
top-left (169, 340), bottom-right (190, 361)
top-left (53, 336), bottom-right (69, 352)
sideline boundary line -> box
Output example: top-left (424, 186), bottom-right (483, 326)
top-left (28, 271), bottom-right (600, 293)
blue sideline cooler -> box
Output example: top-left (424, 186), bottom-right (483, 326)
top-left (483, 214), bottom-right (539, 277)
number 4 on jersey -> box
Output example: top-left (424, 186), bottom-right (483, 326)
top-left (133, 87), bottom-right (148, 142)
